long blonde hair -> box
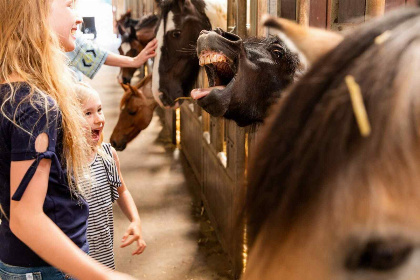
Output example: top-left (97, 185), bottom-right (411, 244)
top-left (0, 0), bottom-right (91, 195)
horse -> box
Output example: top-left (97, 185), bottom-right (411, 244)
top-left (110, 75), bottom-right (156, 151)
top-left (152, 0), bottom-right (227, 107)
top-left (190, 28), bottom-right (302, 127)
top-left (116, 10), bottom-right (139, 31)
top-left (117, 24), bottom-right (144, 85)
top-left (242, 7), bottom-right (420, 280)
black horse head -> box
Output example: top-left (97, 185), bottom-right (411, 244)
top-left (152, 0), bottom-right (212, 107)
top-left (192, 29), bottom-right (301, 127)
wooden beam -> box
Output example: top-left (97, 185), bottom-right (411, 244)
top-left (338, 0), bottom-right (365, 23)
top-left (281, 0), bottom-right (297, 21)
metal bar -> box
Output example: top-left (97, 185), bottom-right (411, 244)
top-left (238, 0), bottom-right (247, 37)
top-left (366, 0), bottom-right (385, 17)
top-left (327, 0), bottom-right (333, 29)
top-left (257, 0), bottom-right (268, 36)
top-left (297, 0), bottom-right (310, 26)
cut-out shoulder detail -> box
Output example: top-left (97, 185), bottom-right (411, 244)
top-left (12, 151), bottom-right (65, 201)
top-left (35, 133), bottom-right (49, 153)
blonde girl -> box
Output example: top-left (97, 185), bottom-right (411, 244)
top-left (76, 82), bottom-right (146, 269)
top-left (0, 0), bottom-right (135, 279)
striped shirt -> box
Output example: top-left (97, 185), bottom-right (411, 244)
top-left (82, 143), bottom-right (121, 269)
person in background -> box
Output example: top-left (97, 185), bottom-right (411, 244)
top-left (67, 32), bottom-right (157, 81)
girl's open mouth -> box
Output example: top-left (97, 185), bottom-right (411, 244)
top-left (91, 128), bottom-right (102, 142)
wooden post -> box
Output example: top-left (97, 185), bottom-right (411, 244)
top-left (297, 0), bottom-right (310, 26)
top-left (366, 0), bottom-right (385, 18)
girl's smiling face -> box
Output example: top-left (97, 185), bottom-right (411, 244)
top-left (49, 0), bottom-right (82, 51)
top-left (82, 90), bottom-right (105, 147)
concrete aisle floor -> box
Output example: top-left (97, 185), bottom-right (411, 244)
top-left (88, 65), bottom-right (234, 280)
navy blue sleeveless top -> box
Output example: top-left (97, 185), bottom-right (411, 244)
top-left (0, 83), bottom-right (89, 267)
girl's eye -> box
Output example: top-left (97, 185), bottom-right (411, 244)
top-left (85, 112), bottom-right (91, 116)
top-left (98, 108), bottom-right (102, 113)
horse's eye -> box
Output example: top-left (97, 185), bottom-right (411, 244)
top-left (128, 110), bottom-right (137, 116)
top-left (172, 30), bottom-right (181, 38)
top-left (345, 239), bottom-right (413, 272)
top-left (271, 49), bottom-right (283, 59)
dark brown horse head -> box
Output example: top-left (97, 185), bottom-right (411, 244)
top-left (243, 7), bottom-right (420, 280)
top-left (117, 24), bottom-right (143, 85)
top-left (192, 28), bottom-right (301, 127)
top-left (110, 75), bottom-right (156, 151)
top-left (152, 0), bottom-right (213, 107)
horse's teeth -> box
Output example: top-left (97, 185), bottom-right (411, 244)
top-left (218, 55), bottom-right (225, 62)
top-left (199, 56), bottom-right (204, 66)
top-left (205, 55), bottom-right (211, 64)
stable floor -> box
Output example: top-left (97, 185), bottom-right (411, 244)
top-left (88, 64), bottom-right (233, 280)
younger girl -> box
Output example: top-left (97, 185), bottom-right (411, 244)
top-left (76, 83), bottom-right (146, 269)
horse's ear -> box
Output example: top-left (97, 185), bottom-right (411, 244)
top-left (262, 15), bottom-right (343, 65)
top-left (118, 24), bottom-right (127, 36)
top-left (128, 84), bottom-right (140, 96)
top-left (126, 9), bottom-right (132, 18)
top-left (120, 82), bottom-right (129, 91)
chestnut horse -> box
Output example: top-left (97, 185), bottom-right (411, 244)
top-left (110, 75), bottom-right (156, 151)
top-left (243, 7), bottom-right (420, 280)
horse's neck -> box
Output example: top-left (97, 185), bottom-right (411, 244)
top-left (204, 0), bottom-right (227, 30)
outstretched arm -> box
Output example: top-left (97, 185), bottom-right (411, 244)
top-left (112, 147), bottom-right (147, 255)
top-left (105, 39), bottom-right (158, 68)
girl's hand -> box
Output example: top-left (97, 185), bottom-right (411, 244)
top-left (120, 221), bottom-right (147, 255)
top-left (131, 39), bottom-right (158, 68)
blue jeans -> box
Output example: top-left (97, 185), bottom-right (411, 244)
top-left (0, 261), bottom-right (76, 280)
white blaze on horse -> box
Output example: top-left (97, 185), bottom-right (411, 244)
top-left (152, 0), bottom-right (227, 107)
top-left (243, 7), bottom-right (420, 280)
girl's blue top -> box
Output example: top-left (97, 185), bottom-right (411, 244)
top-left (0, 82), bottom-right (89, 267)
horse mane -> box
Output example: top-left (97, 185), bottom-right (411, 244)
top-left (244, 7), bottom-right (420, 248)
top-left (156, 0), bottom-right (208, 19)
top-left (136, 14), bottom-right (159, 30)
